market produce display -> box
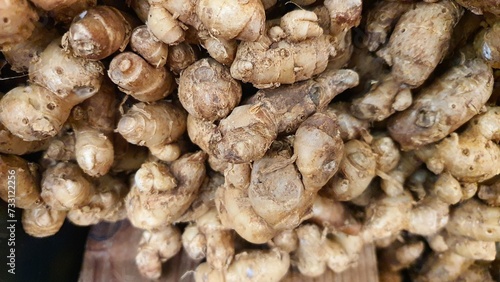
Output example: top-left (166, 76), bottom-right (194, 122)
top-left (1, 0), bottom-right (500, 281)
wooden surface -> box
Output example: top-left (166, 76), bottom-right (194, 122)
top-left (79, 220), bottom-right (379, 282)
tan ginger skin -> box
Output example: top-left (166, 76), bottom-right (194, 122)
top-left (0, 85), bottom-right (86, 142)
top-left (216, 113), bottom-right (343, 244)
top-left (136, 225), bottom-right (182, 279)
top-left (67, 174), bottom-right (128, 226)
top-left (108, 52), bottom-right (175, 102)
top-left (41, 162), bottom-right (95, 211)
top-left (126, 151), bottom-right (207, 230)
top-left (28, 39), bottom-right (104, 99)
top-left (194, 248), bottom-right (290, 282)
top-left (62, 6), bottom-right (132, 61)
top-left (0, 123), bottom-right (49, 155)
top-left (2, 22), bottom-right (59, 73)
top-left (0, 0), bottom-right (39, 51)
top-left (415, 107), bottom-right (500, 183)
top-left (22, 207), bottom-right (67, 238)
top-left (455, 0), bottom-right (500, 15)
top-left (116, 101), bottom-right (187, 162)
top-left (130, 25), bottom-right (168, 68)
top-left (293, 224), bottom-right (364, 277)
top-left (363, 1), bottom-right (415, 52)
top-left (179, 58), bottom-right (242, 122)
top-left (29, 0), bottom-right (96, 23)
top-left (230, 10), bottom-right (334, 89)
top-left (0, 155), bottom-right (42, 209)
top-left (388, 58), bottom-right (493, 151)
top-left (166, 42), bottom-right (198, 74)
top-left (188, 69), bottom-right (358, 164)
top-left (377, 0), bottom-right (463, 88)
top-left (324, 102), bottom-right (370, 142)
top-left (474, 20), bottom-right (500, 69)
top-left (71, 79), bottom-right (116, 177)
top-left (182, 208), bottom-right (235, 270)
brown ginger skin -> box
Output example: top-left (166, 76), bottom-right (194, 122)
top-left (478, 179), bottom-right (500, 206)
top-left (363, 1), bottom-right (415, 52)
top-left (377, 0), bottom-right (463, 88)
top-left (29, 0), bottom-right (97, 23)
top-left (108, 52), bottom-right (174, 102)
top-left (22, 207), bottom-right (66, 238)
top-left (324, 102), bottom-right (370, 142)
top-left (196, 0), bottom-right (265, 42)
top-left (0, 84), bottom-right (89, 141)
top-left (67, 175), bottom-right (128, 225)
top-left (293, 223), bottom-right (363, 277)
top-left (322, 139), bottom-right (377, 201)
top-left (415, 107), bottom-right (500, 183)
top-left (0, 155), bottom-right (42, 209)
top-left (136, 225), bottom-right (182, 279)
top-left (230, 10), bottom-right (333, 89)
top-left (126, 151), bottom-right (207, 230)
top-left (474, 21), bottom-right (500, 69)
top-left (166, 42), bottom-right (198, 74)
top-left (179, 58), bottom-right (241, 122)
top-left (0, 123), bottom-right (49, 155)
top-left (117, 101), bottom-right (187, 161)
top-left (71, 79), bottom-right (116, 177)
top-left (446, 199), bottom-right (500, 241)
top-left (62, 6), bottom-right (132, 60)
top-left (130, 25), bottom-right (168, 67)
top-left (146, 2), bottom-right (185, 45)
top-left (188, 69), bottom-right (358, 164)
top-left (351, 73), bottom-right (412, 122)
top-left (41, 162), bottom-right (95, 210)
top-left (194, 248), bottom-right (290, 282)
top-left (0, 0), bottom-right (39, 51)
top-left (388, 57), bottom-right (493, 151)
top-left (455, 0), bottom-right (500, 15)
top-left (216, 113), bottom-right (343, 243)
top-left (2, 22), bottom-right (59, 73)
top-left (29, 39), bottom-right (104, 99)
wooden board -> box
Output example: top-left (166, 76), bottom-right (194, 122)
top-left (79, 220), bottom-right (379, 282)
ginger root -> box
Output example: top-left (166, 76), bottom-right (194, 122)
top-left (117, 101), bottom-right (186, 161)
top-left (179, 58), bottom-right (242, 122)
top-left (0, 0), bottom-right (39, 51)
top-left (108, 52), bottom-right (174, 102)
top-left (62, 6), bottom-right (132, 60)
top-left (126, 151), bottom-right (207, 230)
top-left (136, 225), bottom-right (182, 279)
top-left (0, 155), bottom-right (42, 209)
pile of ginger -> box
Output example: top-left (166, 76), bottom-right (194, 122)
top-left (2, 0), bottom-right (500, 281)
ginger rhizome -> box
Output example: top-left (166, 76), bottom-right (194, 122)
top-left (230, 10), bottom-right (335, 88)
top-left (116, 101), bottom-right (186, 161)
top-left (108, 51), bottom-right (175, 102)
top-left (41, 162), bottom-right (96, 210)
top-left (388, 57), bottom-right (493, 150)
top-left (2, 22), bottom-right (59, 73)
top-left (0, 154), bottom-right (42, 209)
top-left (0, 0), bottom-right (39, 51)
top-left (126, 151), bottom-right (206, 230)
top-left (216, 113), bottom-right (343, 243)
top-left (415, 106), bottom-right (500, 183)
top-left (136, 225), bottom-right (182, 279)
top-left (179, 58), bottom-right (242, 122)
top-left (130, 25), bottom-right (169, 68)
top-left (62, 6), bottom-right (132, 60)
top-left (194, 248), bottom-right (290, 282)
top-left (377, 0), bottom-right (463, 88)
top-left (182, 208), bottom-right (235, 270)
top-left (188, 69), bottom-right (358, 164)
top-left (71, 79), bottom-right (116, 177)
top-left (0, 39), bottom-right (104, 141)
